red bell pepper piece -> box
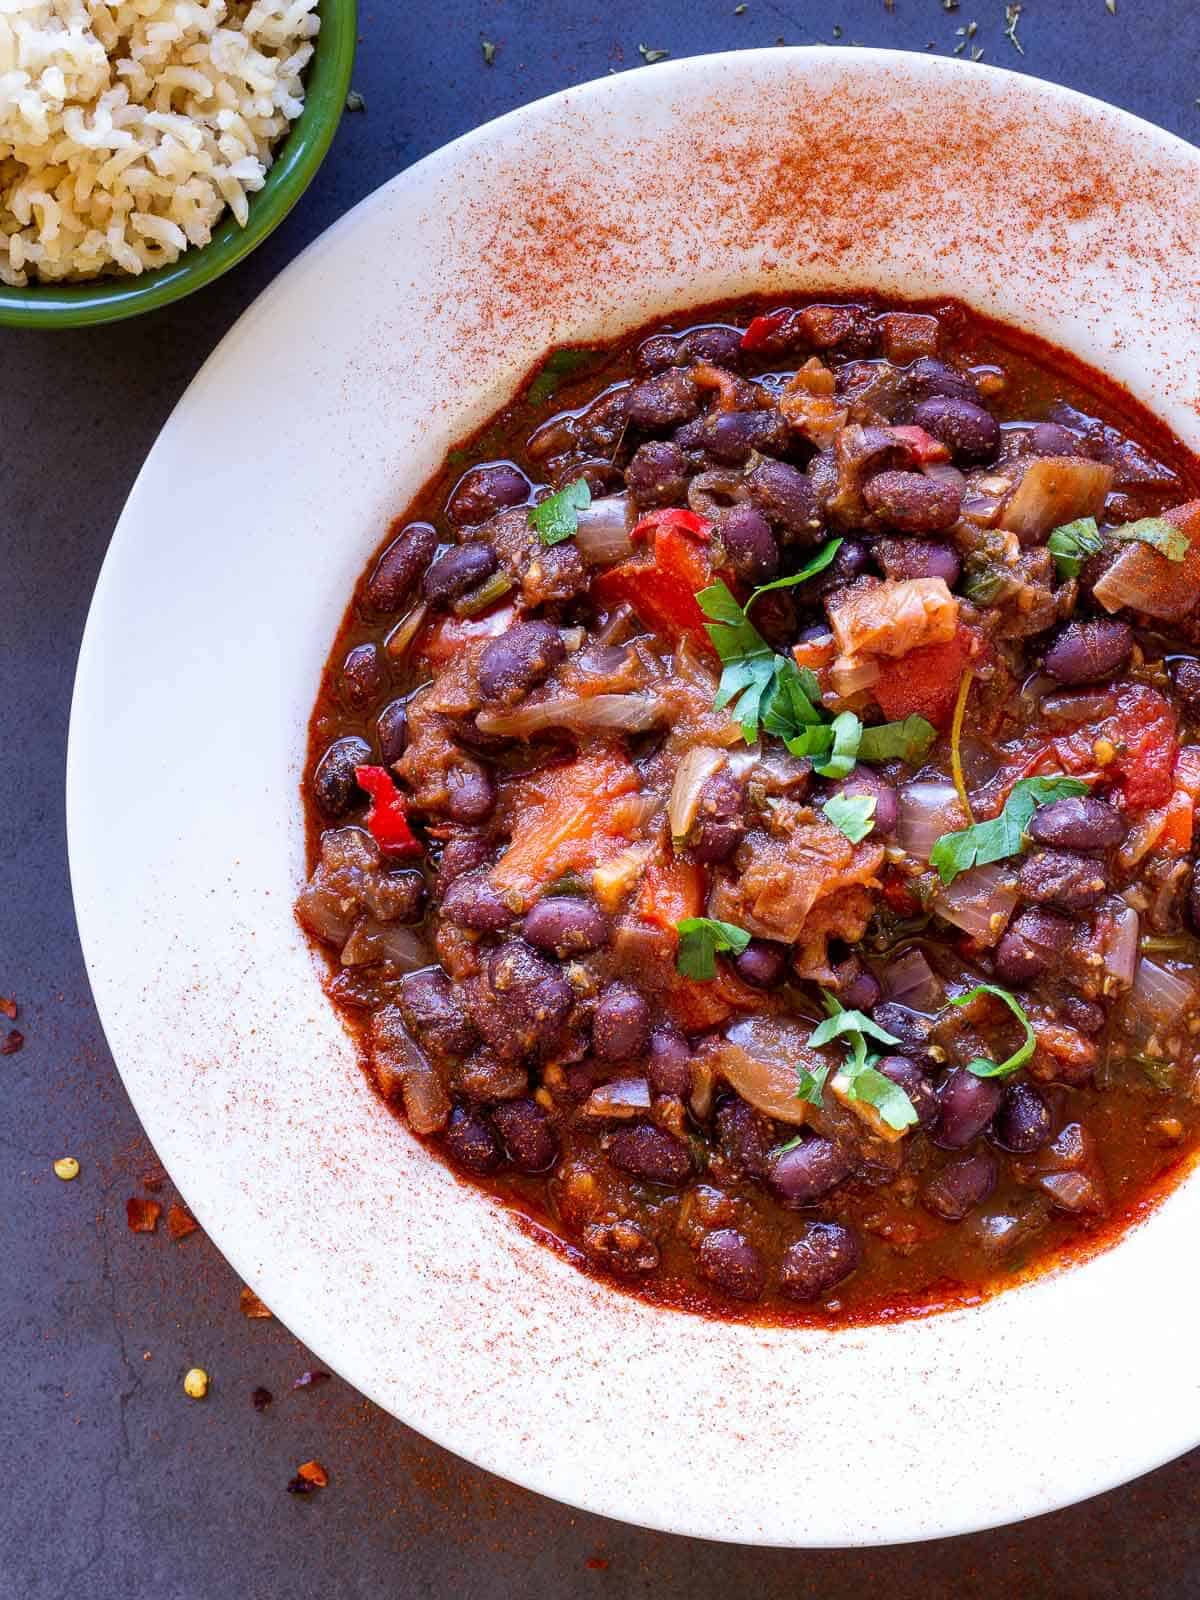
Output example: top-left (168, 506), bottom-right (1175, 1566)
top-left (740, 308), bottom-right (794, 351)
top-left (873, 625), bottom-right (980, 729)
top-left (630, 507), bottom-right (711, 543)
top-left (592, 517), bottom-right (716, 651)
top-left (354, 765), bottom-right (423, 857)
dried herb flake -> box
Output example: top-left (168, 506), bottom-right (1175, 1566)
top-left (638, 43), bottom-right (669, 63)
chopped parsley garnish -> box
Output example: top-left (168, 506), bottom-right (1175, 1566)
top-left (745, 538), bottom-right (843, 611)
top-left (822, 791), bottom-right (877, 843)
top-left (675, 916), bottom-right (751, 980)
top-left (808, 994), bottom-right (915, 1130)
top-left (1047, 516), bottom-right (1104, 579)
top-left (1109, 516), bottom-right (1189, 563)
top-left (794, 1061), bottom-right (831, 1109)
top-left (699, 581), bottom-right (824, 744)
top-left (857, 713), bottom-right (937, 764)
top-left (814, 709), bottom-right (861, 779)
top-left (929, 775), bottom-right (1091, 885)
top-left (637, 42), bottom-right (670, 62)
top-left (949, 983), bottom-right (1035, 1078)
top-left (529, 478), bottom-right (590, 545)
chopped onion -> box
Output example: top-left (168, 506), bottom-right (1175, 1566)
top-left (668, 747), bottom-right (726, 842)
top-left (1094, 539), bottom-right (1200, 621)
top-left (341, 916), bottom-right (428, 971)
top-left (295, 884), bottom-right (357, 947)
top-left (830, 654), bottom-right (881, 697)
top-left (1117, 808), bottom-right (1168, 873)
top-left (372, 1015), bottom-right (450, 1133)
top-left (933, 863), bottom-right (1017, 946)
top-left (573, 494), bottom-right (634, 565)
top-left (1101, 904), bottom-right (1139, 991)
top-left (1131, 958), bottom-right (1196, 1026)
top-left (476, 692), bottom-right (665, 738)
top-left (713, 1018), bottom-right (820, 1127)
top-left (1000, 456), bottom-right (1114, 541)
top-left (922, 461), bottom-right (966, 493)
top-left (726, 743), bottom-right (764, 778)
top-left (960, 492), bottom-right (1005, 527)
top-left (385, 600), bottom-right (429, 661)
top-left (897, 780), bottom-right (963, 861)
top-left (881, 946), bottom-right (943, 1012)
top-left (582, 1078), bottom-right (652, 1119)
top-left (1037, 1170), bottom-right (1105, 1216)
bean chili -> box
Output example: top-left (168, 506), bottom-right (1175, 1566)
top-left (298, 294), bottom-right (1200, 1326)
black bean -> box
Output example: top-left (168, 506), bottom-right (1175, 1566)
top-left (904, 357), bottom-right (977, 405)
top-left (839, 967), bottom-right (883, 1013)
top-left (1170, 657), bottom-right (1200, 713)
top-left (689, 769), bottom-right (746, 864)
top-left (697, 1229), bottom-right (766, 1301)
top-left (679, 326), bottom-right (745, 367)
top-left (366, 522), bottom-right (438, 612)
top-left (715, 1096), bottom-right (773, 1176)
top-left (719, 504), bottom-right (780, 584)
top-left (435, 833), bottom-right (491, 894)
top-left (1062, 995), bottom-right (1106, 1036)
top-left (311, 735), bottom-right (371, 820)
top-left (733, 939), bottom-right (789, 989)
top-left (778, 1222), bottom-right (861, 1301)
top-left (991, 1082), bottom-right (1052, 1154)
top-left (474, 940), bottom-right (573, 1058)
top-left (765, 1137), bottom-right (851, 1208)
top-left (593, 983), bottom-right (652, 1061)
top-left (339, 641), bottom-right (384, 710)
top-left (441, 869), bottom-right (514, 934)
top-left (871, 1002), bottom-right (937, 1067)
top-left (444, 760), bottom-right (495, 823)
top-left (922, 1152), bottom-right (997, 1221)
top-left (422, 543), bottom-right (499, 606)
top-left (1028, 796), bottom-right (1126, 851)
top-left (932, 1068), bottom-right (1004, 1150)
top-left (522, 897), bottom-right (610, 957)
top-left (1029, 422), bottom-right (1083, 456)
top-left (911, 395), bottom-right (1001, 463)
top-left (686, 409), bottom-right (790, 466)
top-left (993, 907), bottom-right (1073, 985)
top-left (492, 1098), bottom-right (559, 1173)
top-left (477, 621), bottom-right (566, 705)
top-left (862, 469), bottom-right (962, 533)
top-left (374, 700), bottom-right (408, 769)
top-left (876, 536), bottom-right (961, 586)
top-left (443, 1105), bottom-right (504, 1174)
top-left (636, 333), bottom-right (679, 374)
top-left (625, 440), bottom-right (689, 509)
top-left (446, 462), bottom-right (530, 526)
top-left (626, 369), bottom-right (701, 430)
top-left (1017, 849), bottom-right (1107, 911)
top-left (876, 1055), bottom-right (939, 1129)
top-left (647, 1027), bottom-right (692, 1097)
top-left (398, 968), bottom-right (477, 1057)
top-left (744, 458), bottom-right (822, 540)
top-left (1042, 620), bottom-right (1133, 685)
top-left (608, 1125), bottom-right (691, 1185)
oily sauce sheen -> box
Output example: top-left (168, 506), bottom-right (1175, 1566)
top-left (301, 294), bottom-right (1200, 1328)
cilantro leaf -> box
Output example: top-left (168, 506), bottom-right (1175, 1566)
top-left (949, 983), bottom-right (1036, 1078)
top-left (1047, 516), bottom-right (1104, 579)
top-left (794, 1061), bottom-right (831, 1108)
top-left (809, 993), bottom-right (902, 1054)
top-left (929, 776), bottom-right (1090, 886)
top-left (836, 1060), bottom-right (919, 1130)
top-left (529, 478), bottom-right (591, 545)
top-left (808, 996), bottom-right (915, 1130)
top-left (675, 916), bottom-right (751, 980)
top-left (811, 710), bottom-right (862, 779)
top-left (746, 539), bottom-right (843, 611)
top-left (857, 714), bottom-right (938, 765)
top-left (823, 792), bottom-right (877, 843)
top-left (1109, 516), bottom-right (1189, 563)
top-left (699, 583), bottom-right (826, 744)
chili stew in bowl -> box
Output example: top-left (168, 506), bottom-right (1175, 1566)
top-left (298, 294), bottom-right (1200, 1325)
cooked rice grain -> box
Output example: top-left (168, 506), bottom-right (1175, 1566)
top-left (0, 0), bottom-right (319, 284)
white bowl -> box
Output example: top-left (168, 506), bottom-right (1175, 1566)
top-left (68, 48), bottom-right (1200, 1545)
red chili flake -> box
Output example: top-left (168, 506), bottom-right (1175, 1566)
top-left (0, 996), bottom-right (17, 1020)
top-left (292, 1370), bottom-right (331, 1390)
top-left (125, 1196), bottom-right (161, 1233)
top-left (1, 1029), bottom-right (24, 1055)
top-left (239, 1285), bottom-right (272, 1318)
top-left (297, 1459), bottom-right (329, 1487)
top-left (166, 1203), bottom-right (198, 1240)
top-left (586, 1557), bottom-right (610, 1571)
top-left (141, 1165), bottom-right (168, 1192)
top-left (251, 1386), bottom-right (273, 1412)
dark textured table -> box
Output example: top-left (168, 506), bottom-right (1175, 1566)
top-left (5, 3), bottom-right (1200, 1594)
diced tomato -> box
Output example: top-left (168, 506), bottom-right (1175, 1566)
top-left (419, 602), bottom-right (515, 666)
top-left (740, 308), bottom-right (793, 351)
top-left (354, 766), bottom-right (423, 858)
top-left (793, 633), bottom-right (836, 671)
top-left (886, 424), bottom-right (951, 465)
top-left (491, 751), bottom-right (639, 898)
top-left (592, 519), bottom-right (716, 651)
top-left (873, 625), bottom-right (980, 729)
top-left (1109, 684), bottom-right (1179, 811)
top-left (881, 869), bottom-right (921, 918)
top-left (630, 507), bottom-right (712, 543)
top-left (1160, 745), bottom-right (1200, 852)
top-left (636, 859), bottom-right (705, 932)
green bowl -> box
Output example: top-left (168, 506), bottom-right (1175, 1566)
top-left (0, 0), bottom-right (356, 329)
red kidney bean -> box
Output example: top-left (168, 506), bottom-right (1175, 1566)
top-left (716, 1096), bottom-right (773, 1176)
top-left (593, 983), bottom-right (652, 1061)
top-left (932, 1068), bottom-right (1004, 1150)
top-left (778, 1222), bottom-right (861, 1300)
top-left (1042, 620), bottom-right (1133, 684)
top-left (863, 468), bottom-right (962, 533)
top-left (446, 462), bottom-right (530, 526)
top-left (991, 1081), bottom-right (1052, 1153)
top-left (697, 1229), bottom-right (766, 1301)
top-left (993, 907), bottom-right (1073, 985)
top-left (422, 543), bottom-right (499, 606)
top-left (877, 1055), bottom-right (939, 1129)
top-left (435, 833), bottom-right (491, 894)
top-left (366, 521), bottom-right (438, 612)
top-left (1170, 657), bottom-right (1200, 712)
top-left (626, 440), bottom-right (689, 508)
top-left (375, 698), bottom-right (409, 767)
top-left (765, 1137), bottom-right (851, 1208)
top-left (608, 1125), bottom-right (691, 1185)
top-left (444, 759), bottom-right (495, 823)
top-left (398, 968), bottom-right (477, 1057)
top-left (681, 408), bottom-right (790, 465)
top-left (626, 369), bottom-right (701, 430)
top-left (473, 940), bottom-right (573, 1058)
top-left (522, 897), bottom-right (610, 957)
top-left (440, 869), bottom-right (514, 934)
top-left (647, 1027), bottom-right (693, 1097)
top-left (1029, 421), bottom-right (1084, 456)
top-left (311, 735), bottom-right (371, 819)
top-left (904, 357), bottom-right (977, 405)
top-left (1027, 796), bottom-right (1126, 850)
top-left (1062, 995), bottom-right (1106, 1035)
top-left (719, 504), bottom-right (780, 584)
top-left (679, 326), bottom-right (745, 367)
top-left (443, 1105), bottom-right (504, 1174)
top-left (339, 641), bottom-right (384, 710)
top-left (922, 1151), bottom-right (997, 1221)
top-left (477, 621), bottom-right (566, 705)
top-left (744, 458), bottom-right (822, 539)
top-left (732, 939), bottom-right (789, 989)
top-left (911, 395), bottom-right (1001, 462)
top-left (1017, 849), bottom-right (1106, 911)
top-left (689, 769), bottom-right (746, 864)
top-left (876, 536), bottom-right (961, 586)
top-left (492, 1098), bottom-right (559, 1173)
